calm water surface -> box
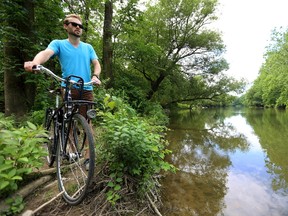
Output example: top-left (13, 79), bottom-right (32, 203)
top-left (161, 108), bottom-right (288, 216)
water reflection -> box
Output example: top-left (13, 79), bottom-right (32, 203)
top-left (161, 108), bottom-right (288, 216)
top-left (245, 109), bottom-right (288, 194)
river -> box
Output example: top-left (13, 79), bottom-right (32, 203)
top-left (161, 108), bottom-right (288, 216)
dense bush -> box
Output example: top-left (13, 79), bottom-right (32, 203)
top-left (98, 95), bottom-right (174, 203)
top-left (0, 115), bottom-right (47, 198)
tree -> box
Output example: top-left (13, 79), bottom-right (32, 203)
top-left (165, 74), bottom-right (246, 107)
top-left (245, 28), bottom-right (288, 108)
top-left (114, 0), bottom-right (244, 106)
top-left (61, 0), bottom-right (100, 42)
top-left (103, 0), bottom-right (114, 86)
top-left (0, 0), bottom-right (96, 116)
top-left (1, 0), bottom-right (36, 117)
top-left (102, 0), bottom-right (142, 87)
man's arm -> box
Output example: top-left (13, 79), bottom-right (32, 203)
top-left (24, 48), bottom-right (54, 72)
top-left (91, 59), bottom-right (101, 85)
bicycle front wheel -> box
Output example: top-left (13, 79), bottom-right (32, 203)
top-left (56, 113), bottom-right (95, 205)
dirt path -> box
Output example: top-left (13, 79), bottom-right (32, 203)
top-left (20, 167), bottom-right (162, 216)
top-left (21, 165), bottom-right (101, 216)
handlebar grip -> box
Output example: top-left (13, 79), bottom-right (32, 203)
top-left (32, 65), bottom-right (41, 71)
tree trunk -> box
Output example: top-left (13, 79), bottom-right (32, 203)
top-left (146, 72), bottom-right (166, 100)
top-left (102, 0), bottom-right (114, 88)
top-left (3, 0), bottom-right (36, 117)
top-left (82, 0), bottom-right (91, 42)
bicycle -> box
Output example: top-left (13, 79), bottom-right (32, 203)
top-left (33, 65), bottom-right (97, 205)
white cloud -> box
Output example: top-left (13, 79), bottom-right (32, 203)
top-left (224, 172), bottom-right (288, 216)
top-left (215, 0), bottom-right (288, 83)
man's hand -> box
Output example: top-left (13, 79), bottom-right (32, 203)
top-left (91, 76), bottom-right (101, 85)
top-left (24, 61), bottom-right (35, 72)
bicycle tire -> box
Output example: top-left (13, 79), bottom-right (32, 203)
top-left (56, 113), bottom-right (95, 205)
top-left (43, 108), bottom-right (56, 167)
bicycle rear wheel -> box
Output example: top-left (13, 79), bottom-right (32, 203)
top-left (43, 108), bottom-right (56, 167)
top-left (56, 113), bottom-right (95, 205)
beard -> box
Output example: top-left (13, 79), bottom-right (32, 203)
top-left (69, 32), bottom-right (81, 38)
top-left (67, 28), bottom-right (81, 38)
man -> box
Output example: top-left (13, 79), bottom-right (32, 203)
top-left (24, 14), bottom-right (100, 169)
top-left (24, 14), bottom-right (101, 117)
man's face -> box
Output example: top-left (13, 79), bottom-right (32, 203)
top-left (65, 18), bottom-right (83, 38)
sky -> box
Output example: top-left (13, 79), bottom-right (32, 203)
top-left (215, 0), bottom-right (288, 84)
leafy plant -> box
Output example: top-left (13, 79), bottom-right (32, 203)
top-left (106, 172), bottom-right (123, 205)
top-left (98, 94), bottom-right (175, 203)
top-left (0, 113), bottom-right (14, 130)
top-left (0, 120), bottom-right (47, 197)
top-left (2, 196), bottom-right (24, 216)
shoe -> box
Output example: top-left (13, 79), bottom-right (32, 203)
top-left (84, 158), bottom-right (89, 171)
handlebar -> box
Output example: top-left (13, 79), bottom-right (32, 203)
top-left (32, 65), bottom-right (96, 86)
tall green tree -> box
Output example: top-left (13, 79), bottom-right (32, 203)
top-left (102, 0), bottom-right (141, 87)
top-left (103, 0), bottom-right (114, 86)
top-left (245, 28), bottom-right (288, 108)
top-left (113, 0), bottom-right (244, 105)
top-left (1, 0), bottom-right (36, 117)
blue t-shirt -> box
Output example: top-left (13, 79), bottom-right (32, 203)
top-left (48, 39), bottom-right (98, 90)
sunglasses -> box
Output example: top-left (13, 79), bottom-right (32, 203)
top-left (67, 22), bottom-right (84, 29)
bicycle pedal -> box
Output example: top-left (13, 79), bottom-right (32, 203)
top-left (68, 153), bottom-right (79, 162)
top-left (83, 158), bottom-right (90, 171)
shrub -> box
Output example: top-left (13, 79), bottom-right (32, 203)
top-left (0, 113), bottom-right (14, 130)
top-left (0, 120), bottom-right (47, 198)
top-left (141, 101), bottom-right (169, 126)
top-left (98, 95), bottom-right (174, 203)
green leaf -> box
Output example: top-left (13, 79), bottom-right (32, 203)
top-left (113, 194), bottom-right (120, 202)
top-left (116, 177), bottom-right (123, 183)
top-left (0, 181), bottom-right (9, 190)
top-left (0, 173), bottom-right (9, 178)
top-left (109, 173), bottom-right (116, 178)
top-left (27, 122), bottom-right (37, 130)
top-left (17, 157), bottom-right (29, 163)
top-left (104, 94), bottom-right (111, 105)
top-left (12, 176), bottom-right (23, 180)
top-left (114, 184), bottom-right (121, 191)
top-left (161, 162), bottom-right (172, 171)
top-left (16, 167), bottom-right (31, 174)
top-left (107, 182), bottom-right (114, 187)
top-left (107, 101), bottom-right (116, 110)
top-left (132, 168), bottom-right (141, 175)
top-left (8, 169), bottom-right (16, 178)
top-left (106, 190), bottom-right (114, 200)
top-left (150, 145), bottom-right (159, 152)
top-left (0, 164), bottom-right (13, 172)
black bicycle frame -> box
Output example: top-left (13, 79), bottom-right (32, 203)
top-left (49, 74), bottom-right (96, 159)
